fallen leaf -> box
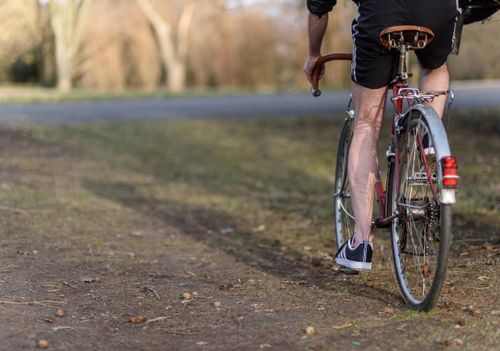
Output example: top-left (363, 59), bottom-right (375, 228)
top-left (56, 308), bottom-right (65, 317)
top-left (305, 326), bottom-right (315, 335)
top-left (186, 271), bottom-right (197, 277)
top-left (213, 301), bottom-right (222, 309)
top-left (259, 344), bottom-right (271, 349)
top-left (183, 292), bottom-right (193, 301)
top-left (253, 225), bottom-right (266, 233)
top-left (422, 263), bottom-right (431, 279)
top-left (490, 310), bottom-right (500, 315)
top-left (37, 339), bottom-right (49, 349)
top-left (465, 305), bottom-right (481, 316)
top-left (443, 339), bottom-right (454, 347)
top-left (383, 307), bottom-right (394, 314)
top-left (457, 319), bottom-right (466, 327)
top-left (482, 242), bottom-right (493, 251)
top-left (196, 341), bottom-right (208, 346)
top-left (129, 316), bottom-right (147, 324)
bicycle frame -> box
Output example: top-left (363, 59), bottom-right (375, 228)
top-left (373, 82), bottom-right (408, 228)
top-left (319, 27), bottom-right (459, 309)
top-left (310, 49), bottom-right (456, 230)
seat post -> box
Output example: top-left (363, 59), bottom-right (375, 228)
top-left (379, 25), bottom-right (436, 82)
top-left (398, 43), bottom-right (409, 80)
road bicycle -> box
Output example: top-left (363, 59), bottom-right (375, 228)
top-left (311, 25), bottom-right (459, 310)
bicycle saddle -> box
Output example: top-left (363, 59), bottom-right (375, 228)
top-left (379, 25), bottom-right (435, 50)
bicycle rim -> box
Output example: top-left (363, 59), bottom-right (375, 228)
top-left (389, 113), bottom-right (452, 310)
top-left (334, 119), bottom-right (355, 250)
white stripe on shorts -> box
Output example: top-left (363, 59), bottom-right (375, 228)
top-left (351, 8), bottom-right (360, 83)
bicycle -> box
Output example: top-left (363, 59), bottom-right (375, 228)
top-left (311, 25), bottom-right (459, 310)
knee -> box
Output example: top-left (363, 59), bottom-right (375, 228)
top-left (420, 62), bottom-right (448, 77)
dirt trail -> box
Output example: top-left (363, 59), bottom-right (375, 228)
top-left (0, 120), bottom-right (498, 351)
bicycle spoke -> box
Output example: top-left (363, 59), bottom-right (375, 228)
top-left (389, 113), bottom-right (452, 309)
top-left (334, 119), bottom-right (355, 250)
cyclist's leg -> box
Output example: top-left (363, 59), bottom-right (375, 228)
top-left (348, 1), bottom-right (401, 246)
top-left (349, 83), bottom-right (387, 245)
top-left (413, 0), bottom-right (459, 117)
top-left (419, 63), bottom-right (449, 117)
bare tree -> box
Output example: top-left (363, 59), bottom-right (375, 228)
top-left (135, 0), bottom-right (198, 92)
top-left (47, 0), bottom-right (91, 91)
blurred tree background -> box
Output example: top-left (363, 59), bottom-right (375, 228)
top-left (0, 0), bottom-right (499, 93)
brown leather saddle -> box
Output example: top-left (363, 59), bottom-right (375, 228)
top-left (379, 25), bottom-right (435, 50)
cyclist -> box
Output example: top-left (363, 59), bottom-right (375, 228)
top-left (304, 0), bottom-right (461, 270)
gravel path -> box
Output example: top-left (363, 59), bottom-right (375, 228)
top-left (0, 81), bottom-right (498, 126)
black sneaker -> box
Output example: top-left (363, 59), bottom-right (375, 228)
top-left (335, 237), bottom-right (373, 270)
top-left (422, 133), bottom-right (435, 157)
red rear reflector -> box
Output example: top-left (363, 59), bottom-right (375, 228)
top-left (441, 156), bottom-right (459, 188)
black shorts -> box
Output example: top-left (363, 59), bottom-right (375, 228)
top-left (351, 0), bottom-right (460, 89)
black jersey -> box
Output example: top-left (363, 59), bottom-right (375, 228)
top-left (306, 0), bottom-right (357, 16)
top-left (307, 0), bottom-right (460, 89)
top-left (307, 0), bottom-right (500, 24)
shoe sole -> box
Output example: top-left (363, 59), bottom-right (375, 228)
top-left (336, 258), bottom-right (372, 270)
top-left (424, 147), bottom-right (435, 157)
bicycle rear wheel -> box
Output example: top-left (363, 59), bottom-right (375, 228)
top-left (334, 116), bottom-right (355, 250)
top-left (387, 108), bottom-right (453, 310)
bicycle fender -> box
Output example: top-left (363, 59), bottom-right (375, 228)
top-left (404, 104), bottom-right (456, 204)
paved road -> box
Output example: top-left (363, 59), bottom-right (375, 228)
top-left (0, 81), bottom-right (498, 125)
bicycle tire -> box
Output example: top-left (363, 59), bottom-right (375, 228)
top-left (333, 117), bottom-right (355, 250)
top-left (387, 107), bottom-right (453, 310)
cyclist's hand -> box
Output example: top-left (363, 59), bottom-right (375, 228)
top-left (304, 55), bottom-right (324, 84)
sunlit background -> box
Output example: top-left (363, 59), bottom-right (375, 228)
top-left (0, 2), bottom-right (498, 349)
top-left (0, 0), bottom-right (498, 96)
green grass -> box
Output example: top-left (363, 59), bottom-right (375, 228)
top-left (0, 109), bottom-right (498, 351)
top-left (0, 86), bottom-right (300, 104)
top-left (3, 109), bottom-right (499, 255)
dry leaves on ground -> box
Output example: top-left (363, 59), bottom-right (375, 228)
top-left (129, 316), bottom-right (148, 324)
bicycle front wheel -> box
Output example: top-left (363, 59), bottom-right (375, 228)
top-left (333, 116), bottom-right (355, 250)
top-left (387, 107), bottom-right (454, 310)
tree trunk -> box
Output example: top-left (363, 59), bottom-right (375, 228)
top-left (51, 11), bottom-right (72, 92)
top-left (135, 0), bottom-right (197, 92)
top-left (169, 61), bottom-right (186, 93)
top-left (48, 0), bottom-right (90, 92)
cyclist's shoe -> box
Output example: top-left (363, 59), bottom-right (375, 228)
top-left (335, 237), bottom-right (373, 270)
top-left (420, 133), bottom-right (437, 180)
top-left (422, 133), bottom-right (435, 157)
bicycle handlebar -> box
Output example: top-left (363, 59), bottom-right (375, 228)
top-left (310, 53), bottom-right (353, 97)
